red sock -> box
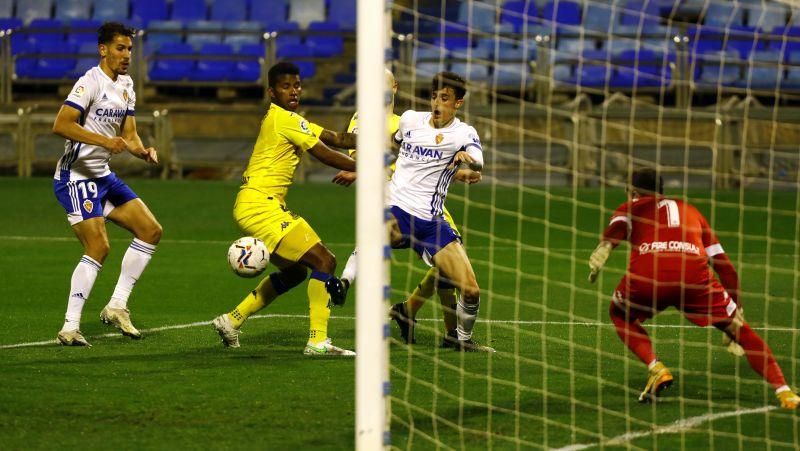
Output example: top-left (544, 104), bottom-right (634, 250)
top-left (734, 323), bottom-right (786, 390)
top-left (609, 303), bottom-right (656, 365)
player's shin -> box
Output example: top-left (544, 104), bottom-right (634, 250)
top-left (62, 255), bottom-right (102, 331)
top-left (308, 271), bottom-right (332, 344)
top-left (407, 268), bottom-right (437, 318)
top-left (438, 287), bottom-right (458, 334)
top-left (455, 296), bottom-right (479, 341)
top-left (733, 323), bottom-right (787, 390)
top-left (108, 238), bottom-right (156, 309)
top-left (340, 249), bottom-right (357, 285)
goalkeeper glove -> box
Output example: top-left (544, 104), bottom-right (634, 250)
top-left (722, 307), bottom-right (746, 357)
top-left (588, 241), bottom-right (613, 283)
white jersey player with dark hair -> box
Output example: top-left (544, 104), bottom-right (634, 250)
top-left (388, 71), bottom-right (491, 352)
top-left (52, 22), bottom-right (162, 346)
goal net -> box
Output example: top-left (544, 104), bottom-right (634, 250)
top-left (373, 0), bottom-right (800, 448)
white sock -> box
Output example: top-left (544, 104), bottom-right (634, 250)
top-left (456, 298), bottom-right (479, 341)
top-left (647, 360), bottom-right (659, 371)
top-left (62, 255), bottom-right (102, 331)
top-left (108, 238), bottom-right (156, 309)
top-left (776, 385), bottom-right (791, 394)
top-left (341, 248), bottom-right (358, 285)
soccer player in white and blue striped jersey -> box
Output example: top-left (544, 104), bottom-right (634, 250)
top-left (52, 22), bottom-right (162, 346)
top-left (387, 72), bottom-right (493, 352)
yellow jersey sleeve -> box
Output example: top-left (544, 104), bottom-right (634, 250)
top-left (345, 112), bottom-right (399, 157)
top-left (276, 110), bottom-right (321, 152)
top-left (346, 112), bottom-right (358, 156)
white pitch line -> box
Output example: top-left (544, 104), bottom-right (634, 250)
top-left (1, 314), bottom-right (797, 350)
top-left (552, 405), bottom-right (776, 451)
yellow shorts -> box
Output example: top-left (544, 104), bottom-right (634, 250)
top-left (233, 191), bottom-right (321, 262)
top-left (442, 206), bottom-right (460, 237)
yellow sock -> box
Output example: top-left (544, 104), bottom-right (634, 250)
top-left (228, 276), bottom-right (277, 328)
top-left (308, 274), bottom-right (331, 344)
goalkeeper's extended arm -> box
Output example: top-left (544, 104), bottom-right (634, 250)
top-left (710, 252), bottom-right (740, 306)
top-left (588, 217), bottom-right (628, 283)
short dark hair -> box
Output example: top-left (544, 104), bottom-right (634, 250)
top-left (631, 168), bottom-right (663, 194)
top-left (268, 62), bottom-right (300, 88)
top-left (431, 71), bottom-right (466, 100)
top-left (98, 22), bottom-right (135, 45)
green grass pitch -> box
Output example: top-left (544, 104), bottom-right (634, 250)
top-left (0, 177), bottom-right (797, 449)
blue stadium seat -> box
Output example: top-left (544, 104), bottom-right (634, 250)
top-left (783, 51), bottom-right (800, 87)
top-left (451, 62), bottom-right (490, 83)
top-left (276, 42), bottom-right (310, 59)
top-left (16, 0), bottom-right (54, 25)
top-left (327, 0), bottom-right (355, 31)
top-left (250, 0), bottom-right (289, 26)
top-left (611, 48), bottom-right (670, 88)
top-left (572, 49), bottom-right (612, 87)
top-left (228, 42), bottom-right (262, 81)
top-left (416, 61), bottom-right (446, 78)
top-left (27, 19), bottom-right (66, 47)
top-left (55, 0), bottom-right (91, 21)
top-left (697, 49), bottom-right (742, 87)
top-left (542, 0), bottom-right (580, 26)
top-left (582, 2), bottom-right (615, 33)
top-left (457, 0), bottom-right (497, 32)
top-left (726, 26), bottom-right (767, 59)
top-left (189, 43), bottom-right (234, 81)
top-left (185, 20), bottom-right (223, 48)
top-left (500, 0), bottom-right (538, 32)
top-left (768, 26), bottom-right (800, 55)
top-left (493, 62), bottom-right (530, 87)
top-left (619, 0), bottom-right (661, 27)
top-left (93, 0), bottom-right (130, 23)
top-left (736, 50), bottom-right (782, 89)
top-left (704, 2), bottom-right (745, 28)
top-left (288, 0), bottom-right (325, 29)
top-left (306, 21), bottom-right (343, 57)
top-left (66, 19), bottom-right (102, 47)
top-left (171, 0), bottom-right (207, 22)
top-left (146, 20), bottom-right (183, 52)
top-left (223, 21), bottom-right (263, 48)
top-left (0, 18), bottom-right (24, 32)
top-left (70, 42), bottom-right (98, 78)
top-left (746, 2), bottom-right (788, 32)
top-left (451, 46), bottom-right (491, 61)
top-left (210, 0), bottom-right (247, 22)
top-left (30, 40), bottom-right (77, 79)
top-left (295, 60), bottom-right (316, 78)
top-left (0, 0), bottom-right (13, 18)
top-left (131, 0), bottom-right (168, 26)
top-left (414, 46), bottom-right (449, 64)
top-left (432, 23), bottom-right (471, 50)
top-left (149, 42), bottom-right (194, 80)
top-left (476, 36), bottom-right (517, 54)
top-left (264, 21), bottom-right (301, 46)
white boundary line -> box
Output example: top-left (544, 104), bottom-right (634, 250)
top-left (552, 406), bottom-right (776, 450)
top-left (2, 314), bottom-right (797, 349)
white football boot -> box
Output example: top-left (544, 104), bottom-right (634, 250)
top-left (212, 314), bottom-right (241, 348)
top-left (100, 306), bottom-right (142, 339)
top-left (57, 329), bottom-right (91, 347)
top-left (303, 338), bottom-right (355, 356)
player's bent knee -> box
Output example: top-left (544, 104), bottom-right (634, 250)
top-left (269, 266), bottom-right (307, 294)
top-left (86, 239), bottom-right (111, 262)
top-left (462, 285), bottom-right (480, 304)
top-left (145, 222), bottom-right (163, 245)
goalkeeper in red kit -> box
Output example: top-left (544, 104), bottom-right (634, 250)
top-left (589, 168), bottom-right (799, 409)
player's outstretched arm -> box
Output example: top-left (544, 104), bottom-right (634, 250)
top-left (308, 141), bottom-right (356, 172)
top-left (319, 129), bottom-right (357, 150)
top-left (122, 115), bottom-right (158, 164)
top-left (53, 104), bottom-right (130, 154)
top-left (588, 241), bottom-right (613, 283)
top-left (710, 252), bottom-right (740, 305)
top-left (454, 169), bottom-right (481, 185)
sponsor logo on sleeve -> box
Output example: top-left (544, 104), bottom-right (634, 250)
top-left (300, 119), bottom-right (311, 134)
top-left (73, 86), bottom-right (85, 98)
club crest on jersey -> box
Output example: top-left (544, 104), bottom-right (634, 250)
top-left (83, 199), bottom-right (94, 212)
top-left (435, 134), bottom-right (444, 144)
top-left (123, 90), bottom-right (129, 103)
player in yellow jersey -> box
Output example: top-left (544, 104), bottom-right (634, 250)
top-left (332, 69), bottom-right (481, 347)
top-left (212, 62), bottom-right (358, 355)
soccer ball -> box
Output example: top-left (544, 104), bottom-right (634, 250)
top-left (227, 237), bottom-right (269, 278)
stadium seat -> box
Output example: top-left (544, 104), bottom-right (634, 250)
top-left (29, 40), bottom-right (77, 79)
top-left (704, 2), bottom-right (745, 28)
top-left (416, 61), bottom-right (446, 78)
top-left (457, 1), bottom-right (497, 32)
top-left (130, 0), bottom-right (168, 27)
top-left (783, 51), bottom-right (800, 87)
top-left (582, 2), bottom-right (615, 33)
top-left (500, 0), bottom-right (538, 32)
top-left (70, 41), bottom-right (98, 78)
top-left (0, 0), bottom-right (13, 18)
top-left (327, 0), bottom-right (355, 31)
top-left (451, 46), bottom-right (491, 62)
top-left (190, 42), bottom-right (234, 81)
top-left (619, 0), bottom-right (661, 27)
top-left (414, 46), bottom-right (449, 64)
top-left (55, 0), bottom-right (91, 21)
top-left (276, 42), bottom-right (310, 59)
top-left (476, 36), bottom-right (517, 55)
top-left (451, 62), bottom-right (490, 83)
top-left (768, 26), bottom-right (800, 55)
top-left (573, 49), bottom-right (612, 87)
top-left (306, 21), bottom-right (343, 57)
top-left (222, 21), bottom-right (263, 48)
top-left (171, 0), bottom-right (207, 22)
top-left (66, 19), bottom-right (102, 47)
top-left (0, 18), bottom-right (24, 32)
top-left (210, 0), bottom-right (247, 22)
top-left (611, 48), bottom-right (670, 88)
top-left (16, 0), bottom-right (54, 25)
top-left (736, 50), bottom-right (783, 89)
top-left (149, 42), bottom-right (194, 80)
top-left (697, 49), bottom-right (742, 87)
top-left (93, 0), bottom-right (130, 23)
top-left (185, 20), bottom-right (224, 48)
top-left (26, 19), bottom-right (66, 47)
top-left (288, 0), bottom-right (325, 29)
top-left (250, 0), bottom-right (289, 26)
top-left (542, 0), bottom-right (580, 26)
top-left (146, 20), bottom-right (183, 52)
top-left (228, 43), bottom-right (262, 81)
top-left (264, 21), bottom-right (301, 46)
top-left (746, 2), bottom-right (788, 32)
top-left (493, 62), bottom-right (530, 87)
top-left (432, 23), bottom-right (472, 50)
